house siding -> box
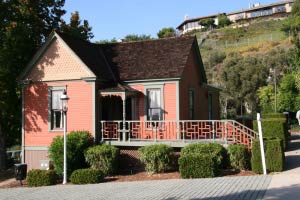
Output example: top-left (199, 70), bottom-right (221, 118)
top-left (24, 150), bottom-right (49, 170)
top-left (24, 81), bottom-right (93, 169)
top-left (26, 39), bottom-right (93, 82)
top-left (179, 48), bottom-right (209, 120)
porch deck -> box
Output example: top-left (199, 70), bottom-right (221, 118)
top-left (100, 120), bottom-right (258, 149)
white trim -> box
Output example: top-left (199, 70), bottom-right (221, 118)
top-left (21, 86), bottom-right (25, 163)
top-left (176, 81), bottom-right (180, 121)
top-left (125, 78), bottom-right (180, 84)
top-left (92, 81), bottom-right (96, 140)
top-left (48, 86), bottom-right (66, 131)
top-left (24, 146), bottom-right (49, 151)
top-left (144, 84), bottom-right (164, 120)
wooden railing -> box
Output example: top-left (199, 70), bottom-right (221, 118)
top-left (100, 120), bottom-right (258, 149)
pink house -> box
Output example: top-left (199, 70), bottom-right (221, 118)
top-left (19, 31), bottom-right (255, 170)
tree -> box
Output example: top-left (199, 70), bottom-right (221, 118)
top-left (122, 34), bottom-right (152, 42)
top-left (198, 18), bottom-right (215, 30)
top-left (60, 11), bottom-right (94, 41)
top-left (218, 14), bottom-right (231, 28)
top-left (257, 85), bottom-right (275, 113)
top-left (157, 27), bottom-right (176, 38)
top-left (0, 1), bottom-right (93, 170)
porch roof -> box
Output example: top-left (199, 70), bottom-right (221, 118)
top-left (99, 83), bottom-right (141, 96)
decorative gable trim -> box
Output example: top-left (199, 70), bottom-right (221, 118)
top-left (19, 31), bottom-right (96, 82)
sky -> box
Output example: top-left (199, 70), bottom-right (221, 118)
top-left (63, 0), bottom-right (280, 41)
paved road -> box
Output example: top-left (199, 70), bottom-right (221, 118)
top-left (0, 175), bottom-right (271, 200)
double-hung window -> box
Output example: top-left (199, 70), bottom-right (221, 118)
top-left (50, 89), bottom-right (64, 130)
top-left (147, 89), bottom-right (162, 121)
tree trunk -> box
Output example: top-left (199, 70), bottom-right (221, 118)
top-left (0, 114), bottom-right (6, 170)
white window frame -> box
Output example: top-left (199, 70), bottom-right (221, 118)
top-left (48, 86), bottom-right (66, 131)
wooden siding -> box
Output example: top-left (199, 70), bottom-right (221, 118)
top-left (27, 39), bottom-right (93, 81)
top-left (24, 81), bottom-right (93, 147)
top-left (24, 150), bottom-right (48, 170)
top-left (180, 48), bottom-right (209, 120)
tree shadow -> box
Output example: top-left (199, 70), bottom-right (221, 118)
top-left (24, 40), bottom-right (60, 133)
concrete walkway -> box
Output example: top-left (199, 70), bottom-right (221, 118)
top-left (263, 133), bottom-right (300, 200)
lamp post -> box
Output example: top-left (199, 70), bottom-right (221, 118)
top-left (60, 90), bottom-right (69, 184)
top-left (268, 68), bottom-right (277, 113)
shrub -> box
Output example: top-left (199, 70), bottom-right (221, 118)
top-left (27, 169), bottom-right (57, 187)
top-left (85, 145), bottom-right (119, 176)
top-left (227, 144), bottom-right (250, 170)
top-left (253, 118), bottom-right (288, 149)
top-left (181, 143), bottom-right (228, 168)
top-left (179, 154), bottom-right (218, 178)
top-left (49, 131), bottom-right (93, 176)
top-left (262, 113), bottom-right (286, 119)
top-left (139, 144), bottom-right (174, 174)
top-left (251, 138), bottom-right (284, 174)
top-left (70, 169), bottom-right (104, 184)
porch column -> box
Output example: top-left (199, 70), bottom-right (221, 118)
top-left (121, 92), bottom-right (126, 141)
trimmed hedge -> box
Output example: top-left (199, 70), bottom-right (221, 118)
top-left (227, 144), bottom-right (250, 170)
top-left (251, 138), bottom-right (284, 174)
top-left (181, 143), bottom-right (228, 168)
top-left (70, 169), bottom-right (104, 184)
top-left (27, 169), bottom-right (57, 187)
top-left (253, 118), bottom-right (288, 149)
top-left (179, 154), bottom-right (218, 178)
top-left (139, 144), bottom-right (174, 174)
top-left (85, 145), bottom-right (119, 176)
top-left (262, 113), bottom-right (286, 119)
top-left (49, 131), bottom-right (93, 176)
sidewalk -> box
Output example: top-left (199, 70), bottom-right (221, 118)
top-left (263, 133), bottom-right (300, 200)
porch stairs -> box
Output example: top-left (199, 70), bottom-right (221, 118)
top-left (100, 120), bottom-right (258, 149)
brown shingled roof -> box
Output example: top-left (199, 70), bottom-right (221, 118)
top-left (57, 32), bottom-right (199, 82)
top-left (99, 36), bottom-right (195, 81)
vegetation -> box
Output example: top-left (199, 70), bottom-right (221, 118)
top-left (27, 169), bottom-right (57, 187)
top-left (139, 144), bottom-right (174, 174)
top-left (122, 34), bottom-right (152, 42)
top-left (70, 169), bottom-right (104, 184)
top-left (179, 154), bottom-right (218, 178)
top-left (181, 143), bottom-right (228, 169)
top-left (85, 145), bottom-right (119, 176)
top-left (253, 118), bottom-right (288, 149)
top-left (251, 138), bottom-right (284, 173)
top-left (227, 144), bottom-right (250, 170)
top-left (0, 0), bottom-right (93, 170)
top-left (49, 131), bottom-right (93, 176)
top-left (218, 14), bottom-right (231, 28)
top-left (157, 27), bottom-right (176, 38)
top-left (198, 18), bottom-right (215, 30)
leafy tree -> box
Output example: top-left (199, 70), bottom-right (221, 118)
top-left (122, 34), bottom-right (152, 42)
top-left (258, 85), bottom-right (275, 113)
top-left (157, 27), bottom-right (176, 38)
top-left (198, 18), bottom-right (215, 30)
top-left (218, 14), bottom-right (231, 28)
top-left (95, 38), bottom-right (118, 44)
top-left (60, 11), bottom-right (94, 41)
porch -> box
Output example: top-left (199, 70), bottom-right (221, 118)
top-left (100, 120), bottom-right (258, 149)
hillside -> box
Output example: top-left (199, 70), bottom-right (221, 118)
top-left (189, 19), bottom-right (293, 84)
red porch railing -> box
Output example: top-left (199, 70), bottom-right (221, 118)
top-left (100, 120), bottom-right (258, 149)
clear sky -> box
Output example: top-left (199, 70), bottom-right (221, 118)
top-left (63, 0), bottom-right (280, 41)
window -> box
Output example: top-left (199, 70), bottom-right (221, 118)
top-left (208, 93), bottom-right (213, 120)
top-left (50, 89), bottom-right (64, 130)
top-left (147, 89), bottom-right (162, 120)
top-left (189, 89), bottom-right (195, 120)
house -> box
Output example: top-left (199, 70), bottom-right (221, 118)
top-left (19, 31), bottom-right (256, 170)
top-left (177, 0), bottom-right (295, 34)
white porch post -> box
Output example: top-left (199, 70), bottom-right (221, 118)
top-left (122, 92), bottom-right (126, 141)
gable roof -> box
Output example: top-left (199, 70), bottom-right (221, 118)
top-left (21, 31), bottom-right (207, 84)
top-left (98, 36), bottom-right (196, 81)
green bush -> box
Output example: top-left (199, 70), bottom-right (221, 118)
top-left (179, 154), bottom-right (218, 178)
top-left (181, 143), bottom-right (228, 168)
top-left (227, 144), bottom-right (250, 170)
top-left (70, 169), bottom-right (104, 184)
top-left (251, 138), bottom-right (284, 173)
top-left (139, 144), bottom-right (174, 174)
top-left (27, 169), bottom-right (57, 187)
top-left (85, 145), bottom-right (119, 176)
top-left (49, 131), bottom-right (93, 176)
top-left (262, 113), bottom-right (286, 119)
top-left (253, 118), bottom-right (288, 149)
